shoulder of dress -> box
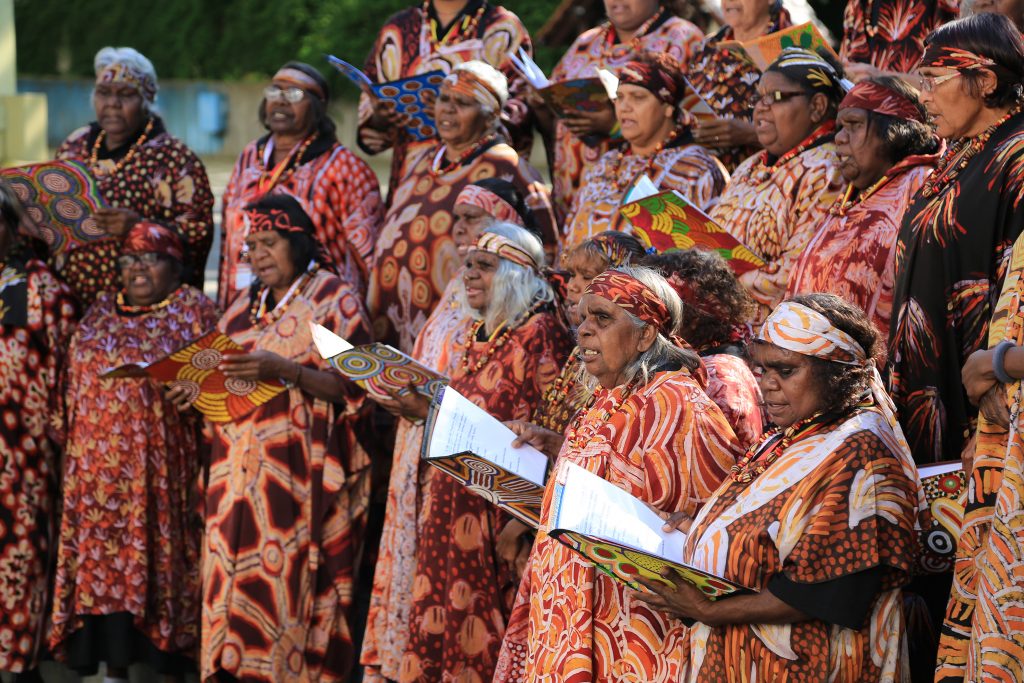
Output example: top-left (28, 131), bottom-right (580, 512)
top-left (661, 16), bottom-right (703, 38)
top-left (57, 126), bottom-right (92, 153)
top-left (484, 5), bottom-right (528, 31)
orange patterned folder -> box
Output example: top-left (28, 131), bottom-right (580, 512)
top-left (102, 329), bottom-right (285, 423)
top-left (619, 189), bottom-right (766, 274)
top-left (718, 22), bottom-right (838, 72)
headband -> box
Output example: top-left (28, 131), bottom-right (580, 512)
top-left (97, 63), bottom-right (158, 104)
top-left (122, 221), bottom-right (184, 262)
top-left (586, 234), bottom-right (636, 268)
top-left (274, 68), bottom-right (327, 101)
top-left (618, 59), bottom-right (682, 107)
top-left (456, 184), bottom-right (525, 227)
top-left (243, 204), bottom-right (313, 236)
top-left (586, 269), bottom-right (673, 337)
top-left (473, 231), bottom-right (539, 271)
top-left (443, 69), bottom-right (504, 112)
top-left (767, 47), bottom-right (849, 101)
top-left (839, 80), bottom-right (925, 122)
top-left (918, 45), bottom-right (996, 72)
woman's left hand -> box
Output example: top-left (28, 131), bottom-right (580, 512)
top-left (634, 569), bottom-right (711, 621)
top-left (563, 104), bottom-right (616, 138)
top-left (963, 348), bottom-right (997, 405)
top-left (693, 117), bottom-right (757, 148)
top-left (370, 382), bottom-right (431, 421)
top-left (220, 350), bottom-right (292, 382)
top-left (93, 207), bottom-right (141, 237)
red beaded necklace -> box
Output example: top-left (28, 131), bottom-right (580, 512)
top-left (730, 411), bottom-right (831, 483)
top-left (920, 104), bottom-right (1020, 198)
top-left (257, 133), bottom-right (317, 195)
top-left (248, 266), bottom-right (317, 326)
top-left (430, 133), bottom-right (498, 176)
top-left (752, 120), bottom-right (836, 182)
top-left (460, 299), bottom-right (542, 376)
top-left (829, 173), bottom-right (891, 216)
top-left (88, 117), bottom-right (155, 175)
top-left (422, 0), bottom-right (486, 51)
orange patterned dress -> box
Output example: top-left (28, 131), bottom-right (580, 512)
top-left (711, 131), bottom-right (843, 322)
top-left (494, 369), bottom-right (741, 682)
top-left (683, 406), bottom-right (919, 682)
top-left (202, 268), bottom-right (372, 682)
top-left (399, 307), bottom-right (572, 683)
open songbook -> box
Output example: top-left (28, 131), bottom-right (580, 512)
top-left (422, 385), bottom-right (549, 527)
top-left (549, 461), bottom-right (752, 598)
top-left (619, 180), bottom-right (767, 275)
top-left (508, 48), bottom-right (618, 121)
top-left (101, 329), bottom-right (286, 423)
top-left (717, 21), bottom-right (839, 72)
top-left (310, 322), bottom-right (447, 401)
top-left (915, 460), bottom-right (967, 575)
top-left (327, 55), bottom-right (445, 141)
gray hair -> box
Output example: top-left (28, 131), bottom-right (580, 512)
top-left (452, 60), bottom-right (509, 110)
top-left (93, 46), bottom-right (159, 111)
top-left (577, 264), bottom-right (701, 395)
top-left (458, 222), bottom-right (553, 333)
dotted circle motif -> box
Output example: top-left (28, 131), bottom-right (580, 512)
top-left (224, 377), bottom-right (257, 396)
top-left (190, 348), bottom-right (223, 370)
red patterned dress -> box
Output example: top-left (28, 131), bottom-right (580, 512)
top-left (546, 10), bottom-right (703, 220)
top-left (703, 353), bottom-right (764, 450)
top-left (49, 285), bottom-right (219, 670)
top-left (710, 128), bottom-right (843, 322)
top-left (399, 307), bottom-right (571, 683)
top-left (0, 254), bottom-right (76, 673)
top-left (217, 136), bottom-right (383, 308)
top-left (493, 369), bottom-right (740, 682)
top-left (202, 267), bottom-right (372, 682)
top-left (55, 117), bottom-right (214, 305)
top-left (840, 0), bottom-right (959, 73)
top-left (787, 154), bottom-right (938, 340)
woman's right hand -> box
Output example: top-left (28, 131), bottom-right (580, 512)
top-left (657, 509), bottom-right (693, 534)
top-left (563, 103), bottom-right (616, 139)
top-left (505, 420), bottom-right (565, 461)
top-left (165, 383), bottom-right (196, 413)
top-left (369, 381), bottom-right (431, 421)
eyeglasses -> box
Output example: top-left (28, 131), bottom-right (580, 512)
top-left (919, 71), bottom-right (961, 92)
top-left (117, 252), bottom-right (163, 269)
top-left (263, 85), bottom-right (307, 104)
top-left (754, 90), bottom-right (808, 107)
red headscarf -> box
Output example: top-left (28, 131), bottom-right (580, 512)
top-left (456, 184), bottom-right (525, 227)
top-left (617, 56), bottom-right (684, 107)
top-left (918, 45), bottom-right (997, 72)
top-left (122, 221), bottom-right (184, 262)
top-left (839, 80), bottom-right (925, 122)
top-left (586, 269), bottom-right (673, 336)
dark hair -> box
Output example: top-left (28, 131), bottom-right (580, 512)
top-left (245, 193), bottom-right (324, 276)
top-left (644, 249), bottom-right (755, 350)
top-left (0, 180), bottom-right (21, 233)
top-left (925, 13), bottom-right (1024, 108)
top-left (863, 76), bottom-right (941, 162)
top-left (566, 231), bottom-right (647, 269)
top-left (768, 48), bottom-right (848, 116)
top-left (258, 61), bottom-right (338, 140)
top-left (470, 177), bottom-right (536, 229)
top-left (782, 293), bottom-right (883, 416)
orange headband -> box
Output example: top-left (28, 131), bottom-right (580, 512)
top-left (274, 68), bottom-right (326, 101)
top-left (443, 69), bottom-right (502, 112)
top-left (456, 185), bottom-right (524, 226)
top-left (473, 232), bottom-right (538, 271)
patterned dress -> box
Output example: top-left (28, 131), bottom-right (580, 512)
top-left (217, 135), bottom-right (384, 308)
top-left (546, 11), bottom-right (703, 220)
top-left (684, 406), bottom-right (919, 682)
top-left (563, 141), bottom-right (727, 248)
top-left (49, 285), bottom-right (219, 667)
top-left (710, 131), bottom-right (843, 322)
top-left (358, 0), bottom-right (533, 201)
top-left (202, 268), bottom-right (372, 682)
top-left (55, 117), bottom-right (214, 305)
top-left (367, 139), bottom-right (551, 351)
top-left (0, 255), bottom-right (76, 673)
top-left (493, 369), bottom-right (740, 682)
top-left (840, 0), bottom-right (959, 73)
top-left (787, 153), bottom-right (938, 340)
top-left (703, 353), bottom-right (764, 450)
top-left (888, 112), bottom-right (1024, 465)
top-left (360, 276), bottom-right (472, 683)
top-left (399, 308), bottom-right (572, 683)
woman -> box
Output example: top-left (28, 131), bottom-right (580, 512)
top-left (358, 0), bottom-right (534, 202)
top-left (888, 13), bottom-right (1024, 466)
top-left (787, 77), bottom-right (941, 340)
top-left (359, 179), bottom-right (532, 683)
top-left (563, 53), bottom-right (727, 247)
top-left (539, 0), bottom-right (704, 218)
top-left (195, 194), bottom-right (372, 682)
top-left (638, 294), bottom-right (920, 681)
top-left (399, 224), bottom-right (572, 682)
top-left (687, 0), bottom-right (793, 170)
top-left (56, 46), bottom-right (214, 306)
top-left (492, 266), bottom-right (741, 681)
top-left (218, 61), bottom-right (384, 308)
top-left (710, 48), bottom-right (845, 322)
top-left (646, 248), bottom-right (764, 449)
top-left (367, 61), bottom-right (554, 352)
top-left (0, 183), bottom-right (77, 679)
top-left (50, 222), bottom-right (218, 680)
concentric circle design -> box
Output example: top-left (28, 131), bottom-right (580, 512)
top-left (926, 528), bottom-right (955, 555)
top-left (464, 460), bottom-right (499, 476)
top-left (169, 379), bottom-right (201, 404)
top-left (336, 351), bottom-right (383, 380)
top-left (224, 377), bottom-right (257, 396)
top-left (190, 348), bottom-right (223, 370)
top-left (39, 169), bottom-right (79, 194)
top-left (55, 197), bottom-right (85, 220)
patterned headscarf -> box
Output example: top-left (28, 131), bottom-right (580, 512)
top-left (473, 231), bottom-right (539, 271)
top-left (618, 57), bottom-right (683, 107)
top-left (122, 221), bottom-right (184, 262)
top-left (273, 66), bottom-right (328, 102)
top-left (97, 62), bottom-right (158, 105)
top-left (839, 80), bottom-right (925, 123)
top-left (918, 45), bottom-right (997, 72)
top-left (766, 47), bottom-right (848, 103)
top-left (443, 67), bottom-right (505, 112)
top-left (587, 234), bottom-right (638, 268)
top-left (456, 184), bottom-right (525, 227)
top-left (586, 269), bottom-right (673, 337)
top-left (243, 196), bottom-right (315, 236)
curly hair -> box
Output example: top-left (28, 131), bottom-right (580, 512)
top-left (643, 249), bottom-right (755, 351)
top-left (862, 76), bottom-right (940, 163)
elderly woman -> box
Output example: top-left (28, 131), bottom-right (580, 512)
top-left (56, 46), bottom-right (213, 306)
top-left (189, 194), bottom-right (371, 682)
top-left (711, 48), bottom-right (845, 322)
top-left (889, 13), bottom-right (1024, 468)
top-left (787, 77), bottom-right (941, 340)
top-left (686, 0), bottom-right (793, 170)
top-left (398, 224), bottom-right (571, 682)
top-left (539, 0), bottom-right (704, 218)
top-left (492, 266), bottom-right (740, 681)
top-left (367, 60), bottom-right (554, 352)
top-left (50, 222), bottom-right (218, 680)
top-left (0, 183), bottom-right (77, 679)
top-left (646, 248), bottom-right (764, 449)
top-left (637, 294), bottom-right (920, 682)
top-left (563, 54), bottom-right (727, 247)
top-left (218, 61), bottom-right (383, 308)
top-left (358, 0), bottom-right (534, 201)
top-left (360, 180), bottom-right (533, 683)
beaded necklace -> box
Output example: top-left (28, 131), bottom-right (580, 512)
top-left (459, 299), bottom-right (543, 376)
top-left (115, 287), bottom-right (178, 316)
top-left (249, 266), bottom-right (317, 326)
top-left (563, 378), bottom-right (642, 453)
top-left (537, 348), bottom-right (588, 432)
top-left (610, 127), bottom-right (681, 192)
top-left (430, 133), bottom-right (499, 176)
top-left (920, 104), bottom-right (1021, 198)
top-left (751, 121), bottom-right (835, 183)
top-left (257, 133), bottom-right (317, 195)
top-left (600, 6), bottom-right (666, 61)
top-left (829, 173), bottom-right (891, 216)
top-left (729, 411), bottom-right (832, 483)
top-left (87, 117), bottom-right (155, 175)
top-left (421, 0), bottom-right (486, 52)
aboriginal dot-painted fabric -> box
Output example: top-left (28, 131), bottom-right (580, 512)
top-left (494, 369), bottom-right (740, 682)
top-left (202, 269), bottom-right (372, 682)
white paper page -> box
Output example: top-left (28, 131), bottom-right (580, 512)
top-left (427, 387), bottom-right (548, 486)
top-left (309, 322), bottom-right (356, 359)
top-left (623, 174), bottom-right (660, 203)
top-left (555, 461), bottom-right (687, 560)
top-left (596, 67), bottom-right (619, 100)
top-left (917, 461), bottom-right (962, 479)
top-left (508, 48), bottom-right (549, 88)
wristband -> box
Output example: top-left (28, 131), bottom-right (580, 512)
top-left (283, 364), bottom-right (302, 389)
top-left (993, 340), bottom-right (1016, 384)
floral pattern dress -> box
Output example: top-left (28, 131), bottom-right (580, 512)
top-left (840, 0), bottom-right (959, 73)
